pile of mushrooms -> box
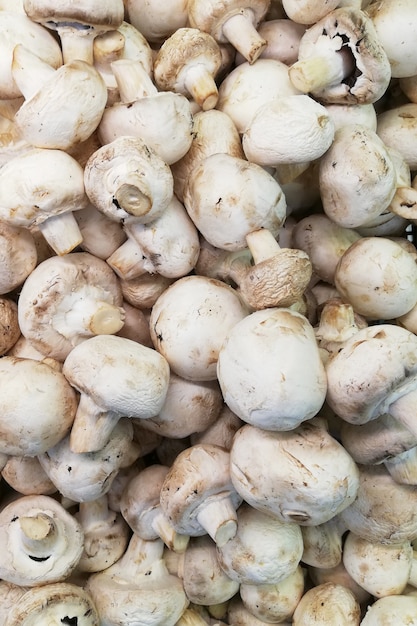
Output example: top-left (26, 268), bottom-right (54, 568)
top-left (2, 0), bottom-right (417, 623)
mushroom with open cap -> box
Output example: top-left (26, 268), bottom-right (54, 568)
top-left (159, 443), bottom-right (243, 547)
top-left (187, 0), bottom-right (270, 65)
top-left (86, 533), bottom-right (189, 626)
top-left (153, 28), bottom-right (223, 111)
top-left (0, 146), bottom-right (88, 256)
top-left (12, 43), bottom-right (108, 152)
top-left (288, 7), bottom-right (391, 105)
top-left (0, 356), bottom-right (77, 457)
top-left (3, 582), bottom-right (100, 626)
top-left (216, 307), bottom-right (327, 431)
top-left (62, 334), bottom-right (170, 453)
top-left (23, 0), bottom-right (124, 65)
top-left (17, 252), bottom-right (125, 361)
top-left (230, 418), bottom-right (360, 526)
top-left (0, 494), bottom-right (84, 586)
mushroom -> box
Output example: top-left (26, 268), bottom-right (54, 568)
top-left (187, 0), bottom-right (270, 64)
top-left (0, 297), bottom-right (20, 356)
top-left (159, 443), bottom-right (243, 547)
top-left (38, 419), bottom-right (135, 503)
top-left (149, 275), bottom-right (248, 382)
top-left (138, 373), bottom-right (224, 439)
top-left (281, 0), bottom-right (340, 24)
top-left (216, 502), bottom-right (304, 585)
top-left (324, 102), bottom-right (377, 131)
top-left (288, 7), bottom-right (391, 105)
top-left (314, 298), bottom-right (368, 362)
top-left (84, 135), bottom-right (174, 226)
top-left (190, 405), bottom-right (243, 451)
top-left (366, 0), bottom-right (417, 78)
top-left (23, 0), bottom-right (125, 65)
top-left (0, 356), bottom-right (77, 457)
top-left (230, 419), bottom-right (359, 526)
top-left (74, 203), bottom-right (127, 260)
top-left (242, 94), bottom-right (335, 167)
top-left (235, 17), bottom-right (306, 65)
top-left (153, 28), bottom-right (223, 111)
top-left (98, 59), bottom-right (194, 166)
top-left (377, 102), bottom-right (417, 172)
top-left (334, 236), bottom-right (417, 320)
top-left (309, 560), bottom-right (372, 609)
top-left (75, 495), bottom-right (131, 573)
top-left (0, 9), bottom-right (62, 99)
top-left (292, 582), bottom-right (361, 625)
top-left (86, 533), bottom-right (189, 626)
top-left (17, 252), bottom-right (126, 361)
top-left (1, 456), bottom-right (57, 496)
top-left (125, 0), bottom-right (189, 44)
top-left (183, 153), bottom-right (287, 251)
top-left (0, 494), bottom-right (84, 586)
top-left (360, 595), bottom-right (417, 625)
top-left (62, 334), bottom-right (170, 453)
top-left (3, 582), bottom-right (100, 626)
top-left (120, 464), bottom-right (190, 553)
top-left (12, 43), bottom-right (108, 152)
top-left (216, 308), bottom-right (327, 431)
top-left (227, 594), bottom-right (289, 626)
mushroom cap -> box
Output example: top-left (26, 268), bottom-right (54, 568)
top-left (159, 444), bottom-right (242, 537)
top-left (325, 324), bottom-right (417, 424)
top-left (217, 308), bottom-right (327, 430)
top-left (377, 102), bottom-right (417, 171)
top-left (282, 0), bottom-right (340, 24)
top-left (149, 275), bottom-right (248, 381)
top-left (296, 7), bottom-right (391, 104)
top-left (0, 222), bottom-right (37, 294)
top-left (23, 0), bottom-right (124, 30)
top-left (360, 594), bottom-right (417, 625)
top-left (183, 153), bottom-right (287, 251)
top-left (0, 148), bottom-right (88, 228)
top-left (292, 581), bottom-right (361, 625)
top-left (63, 335), bottom-right (170, 419)
top-left (0, 494), bottom-right (84, 586)
top-left (230, 421), bottom-right (360, 526)
top-left (0, 357), bottom-right (77, 456)
top-left (4, 582), bottom-right (100, 626)
top-left (153, 27), bottom-right (222, 92)
top-left (188, 0), bottom-right (270, 44)
top-left (17, 252), bottom-right (124, 361)
top-left (14, 60), bottom-right (108, 151)
top-left (242, 95), bottom-right (335, 166)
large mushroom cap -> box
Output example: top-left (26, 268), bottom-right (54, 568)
top-left (23, 0), bottom-right (124, 30)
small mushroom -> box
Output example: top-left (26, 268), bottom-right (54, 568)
top-left (1, 456), bottom-right (57, 496)
top-left (23, 0), bottom-right (124, 65)
top-left (230, 420), bottom-right (359, 526)
top-left (0, 494), bottom-right (84, 586)
top-left (154, 28), bottom-right (222, 111)
top-left (159, 443), bottom-right (243, 547)
top-left (288, 7), bottom-right (391, 105)
top-left (4, 582), bottom-right (100, 626)
top-left (17, 252), bottom-right (126, 361)
top-left (188, 0), bottom-right (270, 64)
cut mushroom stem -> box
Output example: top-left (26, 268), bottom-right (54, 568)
top-left (113, 183), bottom-right (152, 218)
top-left (19, 513), bottom-right (58, 558)
top-left (183, 62), bottom-right (219, 111)
top-left (65, 299), bottom-right (125, 336)
top-left (111, 58), bottom-right (158, 102)
top-left (289, 35), bottom-right (355, 94)
top-left (246, 228), bottom-right (282, 263)
top-left (37, 212), bottom-right (83, 257)
top-left (69, 394), bottom-right (121, 454)
top-left (152, 513), bottom-right (190, 554)
top-left (196, 497), bottom-right (238, 547)
top-left (221, 10), bottom-right (267, 64)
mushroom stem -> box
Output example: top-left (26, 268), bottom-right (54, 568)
top-left (111, 534), bottom-right (165, 579)
top-left (152, 511), bottom-right (190, 553)
top-left (111, 58), bottom-right (158, 102)
top-left (106, 237), bottom-right (151, 280)
top-left (37, 211), bottom-right (84, 256)
top-left (289, 35), bottom-right (355, 94)
top-left (221, 10), bottom-right (267, 64)
top-left (12, 44), bottom-right (56, 101)
top-left (183, 63), bottom-right (219, 111)
top-left (19, 513), bottom-right (58, 558)
top-left (58, 28), bottom-right (96, 65)
top-left (77, 495), bottom-right (111, 529)
top-left (245, 228), bottom-right (281, 263)
top-left (196, 497), bottom-right (238, 547)
top-left (69, 393), bottom-right (121, 454)
top-left (114, 182), bottom-right (152, 218)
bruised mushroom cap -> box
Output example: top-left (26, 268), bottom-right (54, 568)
top-left (242, 94), bottom-right (335, 166)
top-left (217, 308), bottom-right (327, 431)
top-left (17, 252), bottom-right (125, 361)
top-left (0, 494), bottom-right (84, 586)
top-left (4, 582), bottom-right (100, 626)
top-left (84, 135), bottom-right (174, 225)
top-left (325, 324), bottom-right (417, 425)
top-left (293, 7), bottom-right (391, 104)
top-left (159, 443), bottom-right (242, 546)
top-left (230, 420), bottom-right (359, 526)
top-left (0, 356), bottom-right (77, 456)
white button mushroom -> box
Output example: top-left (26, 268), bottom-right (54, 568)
top-left (62, 334), bottom-right (170, 453)
top-left (1, 455), bottom-right (56, 496)
top-left (292, 581), bottom-right (361, 626)
top-left (360, 594), bottom-right (417, 626)
top-left (125, 0), bottom-right (189, 44)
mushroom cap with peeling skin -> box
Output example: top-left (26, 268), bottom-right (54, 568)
top-left (295, 7), bottom-right (391, 105)
top-left (63, 334), bottom-right (170, 420)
